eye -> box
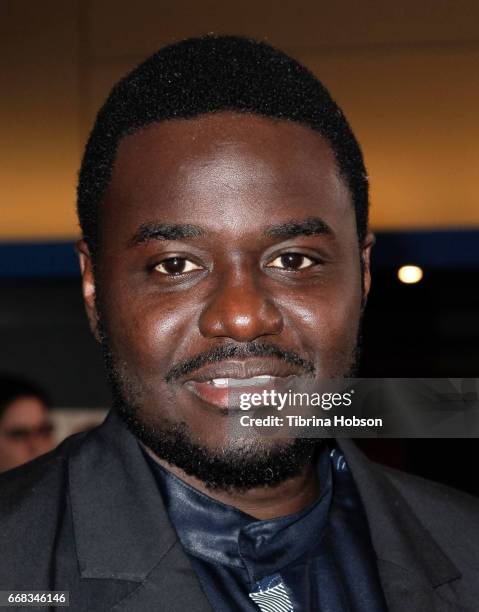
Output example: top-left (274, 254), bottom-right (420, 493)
top-left (154, 257), bottom-right (203, 275)
top-left (266, 253), bottom-right (317, 271)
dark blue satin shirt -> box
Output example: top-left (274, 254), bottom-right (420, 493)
top-left (144, 446), bottom-right (388, 611)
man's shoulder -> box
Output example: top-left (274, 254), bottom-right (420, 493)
top-left (373, 461), bottom-right (479, 568)
top-left (0, 429), bottom-right (104, 588)
top-left (377, 461), bottom-right (479, 519)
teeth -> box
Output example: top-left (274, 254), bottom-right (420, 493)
top-left (210, 378), bottom-right (229, 387)
top-left (208, 376), bottom-right (274, 387)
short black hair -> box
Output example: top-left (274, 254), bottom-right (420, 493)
top-left (77, 35), bottom-right (369, 257)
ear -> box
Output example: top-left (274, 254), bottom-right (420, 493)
top-left (361, 232), bottom-right (374, 305)
top-left (76, 240), bottom-right (100, 343)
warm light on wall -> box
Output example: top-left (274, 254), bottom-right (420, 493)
top-left (397, 265), bottom-right (423, 284)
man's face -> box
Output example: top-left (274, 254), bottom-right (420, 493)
top-left (79, 112), bottom-right (372, 489)
top-left (0, 396), bottom-right (54, 473)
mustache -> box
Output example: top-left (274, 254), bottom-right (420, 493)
top-left (165, 342), bottom-right (316, 383)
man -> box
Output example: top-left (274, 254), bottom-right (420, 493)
top-left (0, 375), bottom-right (55, 473)
top-left (1, 35), bottom-right (478, 611)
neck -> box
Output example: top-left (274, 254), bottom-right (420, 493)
top-left (143, 445), bottom-right (320, 520)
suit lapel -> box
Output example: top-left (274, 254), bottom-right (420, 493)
top-left (68, 409), bottom-right (213, 611)
top-left (374, 559), bottom-right (461, 612)
top-left (337, 439), bottom-right (462, 611)
top-left (111, 540), bottom-right (212, 611)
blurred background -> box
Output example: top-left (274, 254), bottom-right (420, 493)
top-left (1, 1), bottom-right (478, 490)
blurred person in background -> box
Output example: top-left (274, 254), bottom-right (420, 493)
top-left (0, 375), bottom-right (55, 473)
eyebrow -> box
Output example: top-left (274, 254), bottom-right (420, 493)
top-left (129, 216), bottom-right (333, 246)
top-left (264, 217), bottom-right (334, 239)
top-left (130, 222), bottom-right (205, 246)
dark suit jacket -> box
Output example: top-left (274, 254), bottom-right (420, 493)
top-left (1, 409), bottom-right (478, 611)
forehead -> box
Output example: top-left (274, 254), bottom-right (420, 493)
top-left (102, 112), bottom-right (354, 240)
top-left (1, 397), bottom-right (48, 427)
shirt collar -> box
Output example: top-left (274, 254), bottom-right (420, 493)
top-left (144, 447), bottom-right (333, 582)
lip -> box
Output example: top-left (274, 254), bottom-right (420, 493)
top-left (179, 358), bottom-right (304, 384)
top-left (176, 358), bottom-right (306, 410)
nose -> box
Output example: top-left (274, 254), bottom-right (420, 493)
top-left (198, 270), bottom-right (283, 342)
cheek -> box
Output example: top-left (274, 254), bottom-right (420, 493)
top-left (0, 442), bottom-right (10, 462)
top-left (101, 288), bottom-right (199, 375)
top-left (0, 441), bottom-right (27, 461)
top-left (281, 274), bottom-right (362, 371)
top-left (38, 437), bottom-right (54, 452)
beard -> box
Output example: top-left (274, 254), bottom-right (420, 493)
top-left (119, 413), bottom-right (320, 492)
top-left (97, 307), bottom-right (362, 493)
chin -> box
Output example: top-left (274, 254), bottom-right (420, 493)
top-left (116, 401), bottom-right (322, 492)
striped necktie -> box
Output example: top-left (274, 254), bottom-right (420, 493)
top-left (249, 574), bottom-right (294, 612)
